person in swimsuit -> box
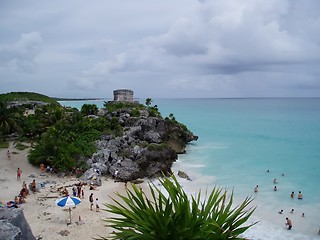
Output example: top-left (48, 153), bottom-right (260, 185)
top-left (285, 217), bottom-right (292, 230)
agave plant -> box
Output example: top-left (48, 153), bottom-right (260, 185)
top-left (100, 175), bottom-right (257, 240)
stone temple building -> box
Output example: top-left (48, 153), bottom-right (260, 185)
top-left (113, 89), bottom-right (134, 102)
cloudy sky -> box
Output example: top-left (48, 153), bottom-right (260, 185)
top-left (1, 0), bottom-right (320, 98)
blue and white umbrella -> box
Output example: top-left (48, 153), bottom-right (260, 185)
top-left (55, 196), bottom-right (81, 223)
top-left (55, 196), bottom-right (81, 207)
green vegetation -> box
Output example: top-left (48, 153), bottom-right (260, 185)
top-left (147, 143), bottom-right (167, 151)
top-left (0, 101), bottom-right (22, 140)
top-left (102, 174), bottom-right (256, 240)
top-left (165, 113), bottom-right (191, 133)
top-left (0, 92), bottom-right (60, 105)
top-left (28, 109), bottom-right (113, 171)
top-left (103, 99), bottom-right (162, 118)
top-left (104, 101), bottom-right (145, 113)
top-left (145, 98), bottom-right (152, 106)
top-left (0, 92), bottom-right (125, 171)
top-left (0, 141), bottom-right (9, 148)
top-left (0, 93), bottom-right (185, 173)
top-left (81, 104), bottom-right (99, 116)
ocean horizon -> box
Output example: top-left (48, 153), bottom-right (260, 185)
top-left (59, 98), bottom-right (320, 240)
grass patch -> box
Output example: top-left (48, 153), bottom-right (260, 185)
top-left (0, 141), bottom-right (10, 148)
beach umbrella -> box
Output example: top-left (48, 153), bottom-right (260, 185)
top-left (55, 196), bottom-right (81, 223)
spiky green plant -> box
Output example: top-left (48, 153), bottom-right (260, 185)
top-left (99, 175), bottom-right (257, 240)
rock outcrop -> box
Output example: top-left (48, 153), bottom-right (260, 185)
top-left (0, 208), bottom-right (35, 240)
top-left (80, 105), bottom-right (198, 183)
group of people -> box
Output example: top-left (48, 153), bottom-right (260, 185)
top-left (39, 163), bottom-right (54, 174)
top-left (59, 183), bottom-right (100, 214)
top-left (72, 183), bottom-right (85, 199)
top-left (89, 192), bottom-right (100, 212)
top-left (7, 180), bottom-right (31, 208)
top-left (254, 170), bottom-right (306, 231)
top-left (290, 191), bottom-right (303, 199)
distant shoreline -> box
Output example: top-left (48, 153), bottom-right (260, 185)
top-left (55, 97), bottom-right (108, 101)
top-left (57, 98), bottom-right (141, 102)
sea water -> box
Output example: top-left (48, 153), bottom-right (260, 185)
top-left (60, 98), bottom-right (320, 239)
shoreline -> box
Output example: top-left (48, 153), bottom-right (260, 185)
top-left (1, 142), bottom-right (319, 240)
top-left (0, 142), bottom-right (149, 240)
top-left (172, 160), bottom-right (320, 240)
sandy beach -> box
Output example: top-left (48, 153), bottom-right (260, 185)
top-left (0, 142), bottom-right (148, 240)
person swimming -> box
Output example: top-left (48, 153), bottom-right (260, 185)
top-left (298, 191), bottom-right (303, 199)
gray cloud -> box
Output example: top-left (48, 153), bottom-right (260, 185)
top-left (0, 32), bottom-right (42, 72)
top-left (1, 0), bottom-right (320, 98)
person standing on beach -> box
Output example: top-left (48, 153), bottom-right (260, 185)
top-left (17, 168), bottom-right (22, 180)
top-left (114, 169), bottom-right (119, 182)
top-left (89, 193), bottom-right (94, 211)
top-left (77, 185), bottom-right (81, 198)
top-left (39, 163), bottom-right (45, 173)
top-left (22, 181), bottom-right (29, 196)
top-left (31, 179), bottom-right (36, 193)
top-left (285, 217), bottom-right (292, 230)
top-left (72, 185), bottom-right (77, 197)
top-left (7, 150), bottom-right (11, 160)
top-left (95, 198), bottom-right (100, 212)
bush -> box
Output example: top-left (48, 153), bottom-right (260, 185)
top-left (0, 141), bottom-right (9, 148)
top-left (15, 142), bottom-right (29, 150)
top-left (147, 143), bottom-right (166, 151)
top-left (104, 101), bottom-right (145, 113)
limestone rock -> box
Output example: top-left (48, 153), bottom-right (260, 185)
top-left (178, 170), bottom-right (192, 181)
top-left (80, 101), bottom-right (198, 182)
top-left (0, 208), bottom-right (35, 240)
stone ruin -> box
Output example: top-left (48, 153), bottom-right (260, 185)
top-left (113, 89), bottom-right (134, 102)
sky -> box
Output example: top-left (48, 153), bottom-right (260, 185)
top-left (1, 0), bottom-right (320, 99)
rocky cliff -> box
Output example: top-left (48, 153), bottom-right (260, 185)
top-left (80, 106), bottom-right (198, 183)
top-left (0, 208), bottom-right (35, 240)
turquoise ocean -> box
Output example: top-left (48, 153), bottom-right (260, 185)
top-left (60, 98), bottom-right (320, 240)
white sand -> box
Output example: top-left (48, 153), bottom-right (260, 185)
top-left (0, 142), bottom-right (149, 240)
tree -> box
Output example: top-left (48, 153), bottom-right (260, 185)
top-left (168, 113), bottom-right (176, 121)
top-left (21, 104), bottom-right (64, 139)
top-left (81, 104), bottom-right (99, 116)
top-left (101, 175), bottom-right (257, 240)
top-left (0, 101), bottom-right (21, 140)
top-left (145, 98), bottom-right (152, 107)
